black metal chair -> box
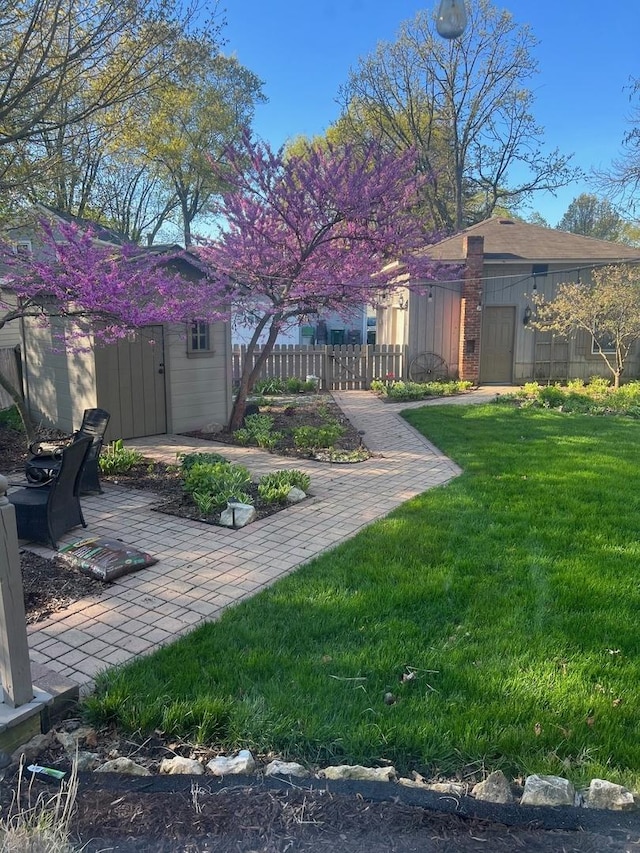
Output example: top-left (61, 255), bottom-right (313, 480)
top-left (9, 435), bottom-right (92, 550)
top-left (25, 408), bottom-right (111, 495)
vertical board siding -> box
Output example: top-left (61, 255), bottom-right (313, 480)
top-left (232, 344), bottom-right (407, 390)
top-left (0, 347), bottom-right (21, 409)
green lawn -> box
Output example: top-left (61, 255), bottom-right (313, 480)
top-left (84, 403), bottom-right (640, 788)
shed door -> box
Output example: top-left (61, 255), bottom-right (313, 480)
top-left (480, 307), bottom-right (515, 383)
top-left (96, 325), bottom-right (167, 439)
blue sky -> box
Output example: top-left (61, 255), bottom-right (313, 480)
top-left (223, 0), bottom-right (639, 226)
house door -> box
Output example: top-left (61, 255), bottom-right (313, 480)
top-left (479, 307), bottom-right (515, 383)
top-left (96, 325), bottom-right (167, 439)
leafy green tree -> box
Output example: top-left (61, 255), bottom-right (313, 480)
top-left (122, 51), bottom-right (265, 245)
top-left (532, 264), bottom-right (640, 388)
top-left (334, 0), bottom-right (578, 231)
top-left (558, 194), bottom-right (624, 241)
top-left (0, 0), bottom-right (223, 195)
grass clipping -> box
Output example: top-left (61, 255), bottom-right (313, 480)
top-left (0, 760), bottom-right (79, 853)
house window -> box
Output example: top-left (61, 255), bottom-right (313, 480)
top-left (532, 264), bottom-right (548, 278)
top-left (187, 321), bottom-right (213, 358)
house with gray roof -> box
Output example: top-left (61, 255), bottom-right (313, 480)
top-left (376, 217), bottom-right (640, 385)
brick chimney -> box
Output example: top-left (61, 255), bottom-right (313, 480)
top-left (458, 235), bottom-right (483, 383)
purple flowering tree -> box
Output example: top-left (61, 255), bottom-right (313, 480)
top-left (0, 221), bottom-right (225, 443)
top-left (199, 135), bottom-right (444, 430)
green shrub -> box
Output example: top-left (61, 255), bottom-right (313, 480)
top-left (233, 413), bottom-right (282, 449)
top-left (0, 405), bottom-right (23, 431)
top-left (258, 469), bottom-right (310, 504)
top-left (292, 422), bottom-right (345, 449)
top-left (253, 378), bottom-right (285, 395)
top-left (182, 461), bottom-right (253, 510)
top-left (178, 451), bottom-right (228, 472)
top-left (537, 385), bottom-right (566, 408)
top-left (371, 379), bottom-right (473, 401)
top-left (99, 439), bottom-right (143, 474)
top-left (284, 377), bottom-right (305, 394)
top-left (256, 431), bottom-right (283, 449)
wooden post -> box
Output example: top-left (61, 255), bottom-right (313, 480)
top-left (0, 475), bottom-right (34, 708)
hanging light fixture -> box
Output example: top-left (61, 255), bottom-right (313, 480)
top-left (436, 0), bottom-right (468, 39)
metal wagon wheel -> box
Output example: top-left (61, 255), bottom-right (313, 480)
top-left (408, 352), bottom-right (449, 383)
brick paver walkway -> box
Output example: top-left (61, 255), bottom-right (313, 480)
top-left (25, 387), bottom-right (509, 689)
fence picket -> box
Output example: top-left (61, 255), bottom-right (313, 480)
top-left (232, 344), bottom-right (407, 391)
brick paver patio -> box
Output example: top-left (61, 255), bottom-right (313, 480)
top-left (24, 387), bottom-right (507, 689)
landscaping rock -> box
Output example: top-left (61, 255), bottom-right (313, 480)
top-left (11, 732), bottom-right (55, 767)
top-left (424, 781), bottom-right (467, 796)
top-left (160, 756), bottom-right (205, 775)
top-left (75, 751), bottom-right (101, 771)
top-left (286, 486), bottom-right (306, 504)
top-left (397, 777), bottom-right (429, 789)
top-left (321, 764), bottom-right (396, 782)
top-left (585, 778), bottom-right (636, 810)
top-left (95, 757), bottom-right (152, 776)
top-left (219, 503), bottom-right (256, 528)
top-left (520, 774), bottom-right (576, 807)
top-left (264, 760), bottom-right (310, 778)
top-left (472, 770), bottom-right (515, 804)
top-left (206, 750), bottom-right (256, 776)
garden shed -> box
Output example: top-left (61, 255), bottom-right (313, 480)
top-left (2, 208), bottom-right (233, 440)
top-left (376, 217), bottom-right (640, 384)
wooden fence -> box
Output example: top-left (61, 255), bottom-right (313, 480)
top-left (0, 347), bottom-right (22, 410)
top-left (232, 344), bottom-right (407, 391)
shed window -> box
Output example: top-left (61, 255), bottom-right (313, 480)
top-left (187, 321), bottom-right (213, 358)
top-left (14, 240), bottom-right (32, 255)
top-left (591, 332), bottom-right (616, 355)
top-left (532, 264), bottom-right (548, 277)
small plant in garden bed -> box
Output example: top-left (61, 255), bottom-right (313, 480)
top-left (292, 421), bottom-right (346, 450)
top-left (257, 469), bottom-right (311, 504)
top-left (502, 377), bottom-right (640, 417)
top-left (253, 376), bottom-right (319, 395)
top-left (184, 392), bottom-right (371, 463)
top-left (150, 453), bottom-right (312, 527)
top-left (370, 379), bottom-right (473, 401)
top-left (233, 413), bottom-right (283, 449)
top-left (98, 439), bottom-right (144, 474)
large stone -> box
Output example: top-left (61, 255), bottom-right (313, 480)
top-left (321, 764), bottom-right (396, 782)
top-left (160, 756), bottom-right (205, 775)
top-left (520, 774), bottom-right (576, 807)
top-left (398, 777), bottom-right (429, 789)
top-left (286, 487), bottom-right (306, 504)
top-left (472, 770), bottom-right (515, 804)
top-left (264, 760), bottom-right (310, 779)
top-left (585, 779), bottom-right (636, 811)
top-left (219, 504), bottom-right (256, 529)
top-left (206, 750), bottom-right (256, 776)
top-left (75, 751), bottom-right (100, 771)
top-left (424, 781), bottom-right (467, 797)
top-left (11, 732), bottom-right (55, 767)
top-left (95, 757), bottom-right (152, 776)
